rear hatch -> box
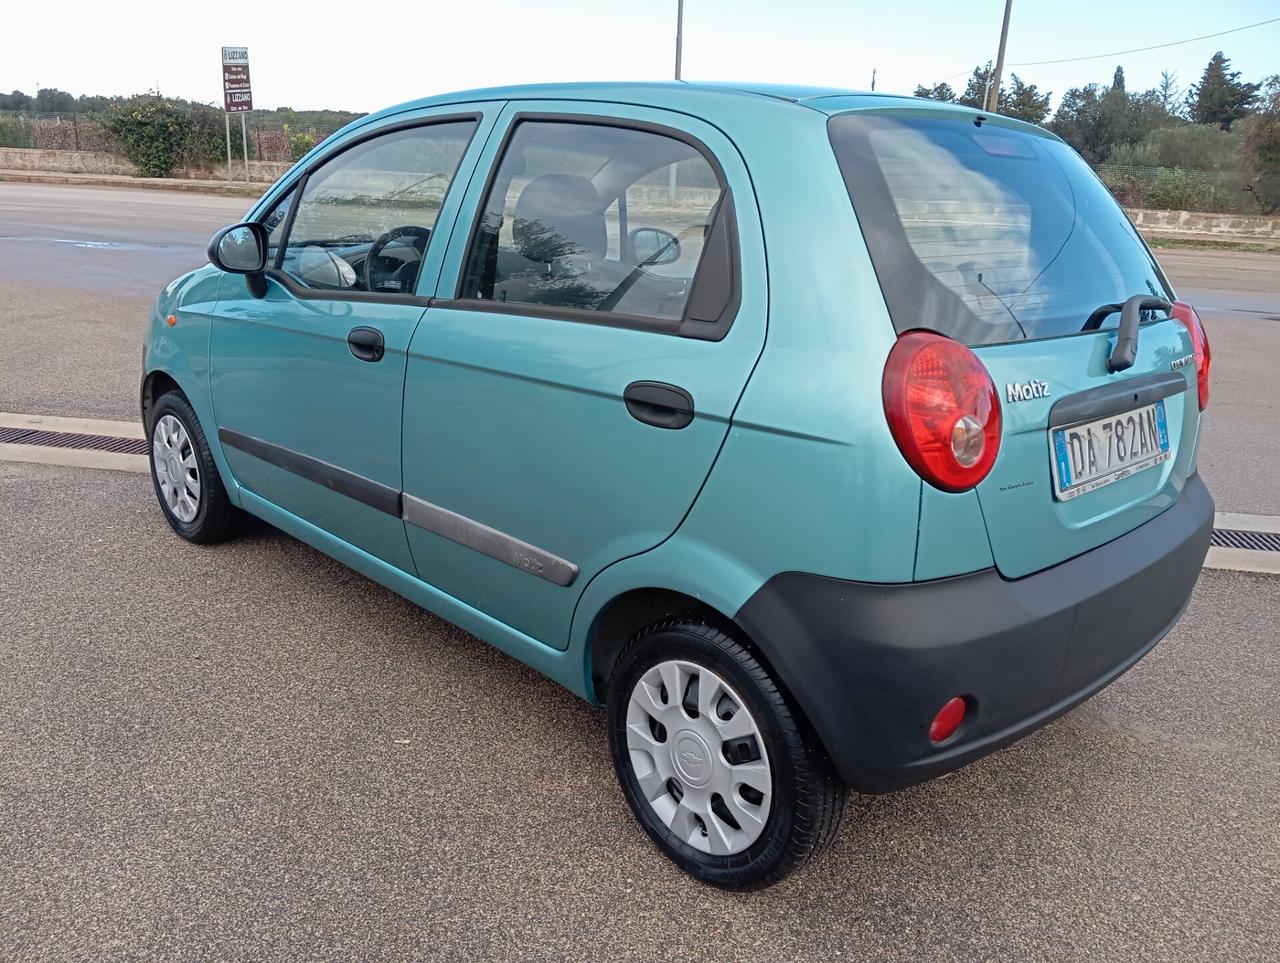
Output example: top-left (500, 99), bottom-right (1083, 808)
top-left (830, 108), bottom-right (1201, 577)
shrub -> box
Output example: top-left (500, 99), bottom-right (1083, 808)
top-left (181, 105), bottom-right (231, 170)
top-left (285, 126), bottom-right (317, 161)
top-left (105, 96), bottom-right (191, 177)
top-left (0, 113), bottom-right (34, 148)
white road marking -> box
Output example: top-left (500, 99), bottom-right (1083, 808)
top-left (0, 442), bottom-right (147, 474)
top-left (0, 411), bottom-right (144, 439)
top-left (1213, 512), bottom-right (1280, 535)
top-left (1203, 546), bottom-right (1280, 576)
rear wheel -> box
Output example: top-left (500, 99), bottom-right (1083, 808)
top-left (607, 618), bottom-right (845, 889)
top-left (148, 391), bottom-right (239, 544)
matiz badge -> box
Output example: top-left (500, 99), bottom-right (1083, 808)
top-left (1006, 379), bottom-right (1051, 403)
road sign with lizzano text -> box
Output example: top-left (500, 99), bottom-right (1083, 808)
top-left (221, 47), bottom-right (253, 112)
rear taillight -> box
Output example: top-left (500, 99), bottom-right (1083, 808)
top-left (882, 331), bottom-right (1002, 492)
top-left (1172, 301), bottom-right (1210, 410)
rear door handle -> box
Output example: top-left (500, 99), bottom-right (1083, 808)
top-left (624, 381), bottom-right (694, 429)
top-left (347, 326), bottom-right (385, 362)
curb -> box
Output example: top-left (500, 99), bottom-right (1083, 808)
top-left (0, 170), bottom-right (263, 197)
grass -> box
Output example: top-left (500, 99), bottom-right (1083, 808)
top-left (1144, 235), bottom-right (1278, 254)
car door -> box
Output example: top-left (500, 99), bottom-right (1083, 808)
top-left (401, 101), bottom-right (767, 647)
top-left (209, 107), bottom-right (496, 572)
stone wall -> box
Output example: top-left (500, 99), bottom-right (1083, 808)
top-left (1124, 207), bottom-right (1280, 239)
top-left (0, 147), bottom-right (290, 184)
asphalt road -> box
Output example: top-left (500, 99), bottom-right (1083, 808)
top-left (0, 184), bottom-right (247, 422)
top-left (2, 460), bottom-right (1277, 961)
top-left (2, 183), bottom-right (1280, 961)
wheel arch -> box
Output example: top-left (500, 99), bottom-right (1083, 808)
top-left (140, 369), bottom-right (183, 431)
top-left (587, 588), bottom-right (735, 703)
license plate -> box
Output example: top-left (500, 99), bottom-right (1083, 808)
top-left (1051, 400), bottom-right (1170, 500)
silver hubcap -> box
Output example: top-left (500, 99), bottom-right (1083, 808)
top-left (625, 660), bottom-right (772, 856)
top-left (152, 414), bottom-right (201, 523)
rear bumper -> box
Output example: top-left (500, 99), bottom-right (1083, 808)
top-left (734, 474), bottom-right (1214, 793)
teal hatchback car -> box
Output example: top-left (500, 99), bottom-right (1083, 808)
top-left (143, 82), bottom-right (1213, 888)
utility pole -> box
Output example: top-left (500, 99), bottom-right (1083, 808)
top-left (674, 0), bottom-right (684, 80)
top-left (670, 0), bottom-right (684, 203)
top-left (871, 68), bottom-right (877, 92)
top-left (985, 0), bottom-right (1013, 113)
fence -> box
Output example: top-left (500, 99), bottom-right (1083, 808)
top-left (0, 110), bottom-right (340, 164)
top-left (1093, 163), bottom-right (1255, 216)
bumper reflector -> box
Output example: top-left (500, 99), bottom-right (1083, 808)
top-left (929, 697), bottom-right (968, 743)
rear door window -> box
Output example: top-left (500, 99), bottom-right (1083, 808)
top-left (828, 112), bottom-right (1172, 345)
top-left (457, 120), bottom-right (729, 327)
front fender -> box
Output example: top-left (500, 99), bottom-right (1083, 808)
top-left (143, 266), bottom-right (241, 504)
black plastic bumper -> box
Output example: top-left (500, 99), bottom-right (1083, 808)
top-left (734, 474), bottom-right (1214, 793)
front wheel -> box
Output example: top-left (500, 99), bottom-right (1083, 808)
top-left (607, 618), bottom-right (846, 889)
top-left (148, 391), bottom-right (239, 544)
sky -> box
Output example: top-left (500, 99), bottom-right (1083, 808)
top-left (2, 0), bottom-right (1277, 115)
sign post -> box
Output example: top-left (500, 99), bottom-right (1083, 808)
top-left (221, 47), bottom-right (253, 183)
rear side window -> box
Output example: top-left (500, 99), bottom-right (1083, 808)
top-left (458, 119), bottom-right (734, 331)
top-left (829, 113), bottom-right (1171, 345)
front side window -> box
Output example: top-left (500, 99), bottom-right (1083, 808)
top-left (261, 186), bottom-right (294, 265)
top-left (278, 120), bottom-right (476, 295)
top-left (459, 120), bottom-right (726, 324)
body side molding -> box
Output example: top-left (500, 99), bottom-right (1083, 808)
top-left (402, 493), bottom-right (579, 587)
top-left (217, 428), bottom-right (402, 516)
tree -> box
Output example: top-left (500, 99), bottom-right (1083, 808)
top-left (959, 64), bottom-right (997, 109)
top-left (1051, 83), bottom-right (1107, 161)
top-left (33, 87), bottom-right (77, 112)
top-left (1107, 124), bottom-right (1240, 171)
top-left (1186, 51), bottom-right (1260, 130)
top-left (1237, 75), bottom-right (1280, 212)
top-left (913, 82), bottom-right (957, 102)
top-left (1051, 66), bottom-right (1176, 163)
top-left (1155, 70), bottom-right (1183, 118)
top-left (0, 89), bottom-right (34, 111)
top-left (1002, 74), bottom-right (1051, 123)
top-left (918, 66), bottom-right (1051, 121)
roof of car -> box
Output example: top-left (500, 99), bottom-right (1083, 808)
top-left (349, 81), bottom-right (1050, 139)
top-left (362, 80), bottom-right (980, 121)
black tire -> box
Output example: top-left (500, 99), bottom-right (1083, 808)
top-left (147, 391), bottom-right (239, 544)
top-left (607, 617), bottom-right (846, 889)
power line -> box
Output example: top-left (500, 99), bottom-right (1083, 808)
top-left (934, 14), bottom-right (1280, 84)
top-left (1009, 14), bottom-right (1280, 67)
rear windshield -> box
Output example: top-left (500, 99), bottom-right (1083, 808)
top-left (828, 112), bottom-right (1172, 345)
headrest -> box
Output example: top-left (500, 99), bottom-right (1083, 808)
top-left (512, 173), bottom-right (607, 263)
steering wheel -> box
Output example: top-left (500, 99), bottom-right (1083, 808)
top-left (365, 225), bottom-right (432, 293)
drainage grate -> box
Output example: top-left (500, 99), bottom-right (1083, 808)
top-left (0, 425), bottom-right (148, 456)
top-left (1211, 528), bottom-right (1280, 552)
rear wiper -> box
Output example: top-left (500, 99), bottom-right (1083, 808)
top-left (1082, 295), bottom-right (1172, 372)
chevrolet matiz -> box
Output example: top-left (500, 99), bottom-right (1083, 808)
top-left (142, 82), bottom-right (1213, 889)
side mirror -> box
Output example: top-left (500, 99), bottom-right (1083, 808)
top-left (630, 227), bottom-right (681, 267)
top-left (208, 222), bottom-right (270, 297)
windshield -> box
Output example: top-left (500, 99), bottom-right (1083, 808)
top-left (828, 112), bottom-right (1172, 345)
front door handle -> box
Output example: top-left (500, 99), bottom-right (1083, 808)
top-left (624, 381), bottom-right (694, 429)
top-left (347, 326), bottom-right (385, 362)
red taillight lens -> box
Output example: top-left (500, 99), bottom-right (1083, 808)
top-left (1172, 301), bottom-right (1210, 411)
top-left (929, 697), bottom-right (968, 743)
top-left (882, 331), bottom-right (1002, 492)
